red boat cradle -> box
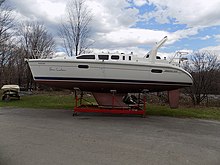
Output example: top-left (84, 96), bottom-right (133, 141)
top-left (73, 90), bottom-right (147, 117)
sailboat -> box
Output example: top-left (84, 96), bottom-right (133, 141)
top-left (26, 36), bottom-right (193, 93)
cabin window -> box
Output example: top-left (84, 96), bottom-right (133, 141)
top-left (78, 65), bottom-right (89, 69)
top-left (151, 69), bottom-right (163, 73)
top-left (98, 55), bottom-right (109, 60)
top-left (111, 55), bottom-right (119, 60)
top-left (76, 55), bottom-right (95, 59)
top-left (123, 56), bottom-right (125, 60)
top-left (156, 56), bottom-right (161, 59)
top-left (129, 56), bottom-right (131, 60)
top-left (146, 54), bottom-right (149, 58)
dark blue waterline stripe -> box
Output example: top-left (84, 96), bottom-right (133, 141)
top-left (34, 77), bottom-right (192, 86)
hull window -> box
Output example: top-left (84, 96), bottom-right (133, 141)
top-left (151, 69), bottom-right (163, 73)
top-left (111, 55), bottom-right (119, 60)
top-left (78, 65), bottom-right (89, 69)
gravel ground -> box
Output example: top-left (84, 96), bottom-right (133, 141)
top-left (0, 107), bottom-right (220, 165)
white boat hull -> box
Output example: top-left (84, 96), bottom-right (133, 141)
top-left (27, 59), bottom-right (193, 93)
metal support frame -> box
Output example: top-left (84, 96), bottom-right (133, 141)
top-left (73, 89), bottom-right (148, 117)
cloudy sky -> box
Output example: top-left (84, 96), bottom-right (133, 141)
top-left (6, 0), bottom-right (220, 57)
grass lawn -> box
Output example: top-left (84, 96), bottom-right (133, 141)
top-left (0, 92), bottom-right (75, 110)
top-left (147, 104), bottom-right (220, 121)
top-left (0, 92), bottom-right (220, 121)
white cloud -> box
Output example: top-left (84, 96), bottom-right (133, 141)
top-left (36, 0), bottom-right (66, 23)
top-left (143, 0), bottom-right (220, 27)
top-left (8, 0), bottom-right (66, 23)
top-left (170, 27), bottom-right (200, 42)
top-left (200, 35), bottom-right (211, 40)
top-left (94, 28), bottom-right (169, 49)
top-left (200, 45), bottom-right (220, 53)
top-left (199, 45), bottom-right (220, 60)
top-left (214, 35), bottom-right (220, 42)
top-left (6, 0), bottom-right (220, 56)
top-left (88, 0), bottom-right (138, 32)
top-left (133, 0), bottom-right (148, 7)
top-left (94, 26), bottom-right (199, 49)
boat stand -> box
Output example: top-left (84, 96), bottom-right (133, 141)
top-left (73, 89), bottom-right (147, 117)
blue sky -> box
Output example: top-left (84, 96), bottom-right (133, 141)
top-left (131, 0), bottom-right (220, 53)
top-left (7, 0), bottom-right (220, 57)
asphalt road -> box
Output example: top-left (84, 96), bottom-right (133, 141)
top-left (0, 107), bottom-right (220, 165)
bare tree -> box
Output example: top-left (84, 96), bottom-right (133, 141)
top-left (0, 0), bottom-right (13, 43)
top-left (18, 21), bottom-right (55, 59)
top-left (17, 21), bottom-right (55, 90)
top-left (183, 51), bottom-right (220, 105)
top-left (0, 0), bottom-right (14, 86)
top-left (59, 0), bottom-right (92, 56)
